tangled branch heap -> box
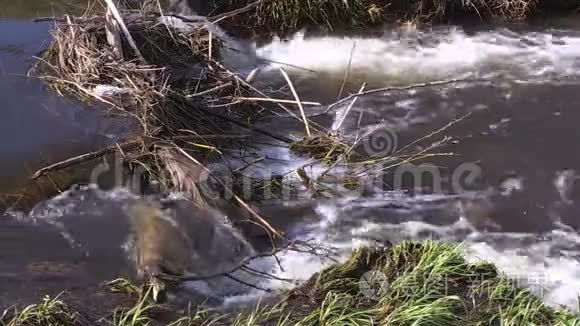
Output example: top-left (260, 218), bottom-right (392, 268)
top-left (32, 9), bottom-right (293, 232)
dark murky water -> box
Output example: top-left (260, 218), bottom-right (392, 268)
top-left (250, 21), bottom-right (580, 307)
top-left (0, 7), bottom-right (129, 210)
top-left (2, 0), bottom-right (580, 313)
top-left (0, 1), bottom-right (132, 310)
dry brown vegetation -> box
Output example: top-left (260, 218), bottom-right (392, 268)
top-left (204, 0), bottom-right (568, 36)
top-left (30, 5), bottom-right (300, 243)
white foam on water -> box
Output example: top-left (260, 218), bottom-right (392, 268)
top-left (466, 238), bottom-right (580, 310)
top-left (256, 28), bottom-right (580, 83)
top-left (555, 169), bottom-right (579, 204)
top-left (260, 195), bottom-right (580, 311)
top-left (27, 185), bottom-right (139, 220)
top-left (14, 182), bottom-right (580, 310)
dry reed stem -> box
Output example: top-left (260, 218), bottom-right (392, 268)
top-left (333, 83), bottom-right (366, 132)
top-left (279, 67), bottom-right (311, 137)
top-left (104, 0), bottom-right (146, 63)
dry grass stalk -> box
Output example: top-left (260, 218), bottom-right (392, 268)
top-left (105, 4), bottom-right (124, 58)
top-left (290, 134), bottom-right (353, 166)
top-left (279, 67), bottom-right (311, 137)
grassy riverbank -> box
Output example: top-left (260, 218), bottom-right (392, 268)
top-left (209, 0), bottom-right (579, 35)
top-left (3, 241), bottom-right (579, 325)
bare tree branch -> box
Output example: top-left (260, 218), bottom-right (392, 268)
top-left (325, 78), bottom-right (491, 113)
top-left (208, 0), bottom-right (274, 23)
top-left (30, 137), bottom-right (148, 180)
top-left (157, 240), bottom-right (334, 286)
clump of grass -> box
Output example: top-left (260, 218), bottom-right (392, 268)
top-left (470, 278), bottom-right (556, 325)
top-left (486, 0), bottom-right (539, 21)
top-left (33, 10), bottom-right (217, 132)
top-left (167, 308), bottom-right (211, 326)
top-left (187, 241), bottom-right (580, 325)
top-left (417, 0), bottom-right (539, 22)
top-left (109, 286), bottom-right (159, 326)
top-left (223, 0), bottom-right (389, 35)
top-left (109, 300), bottom-right (155, 326)
top-left (290, 134), bottom-right (353, 166)
top-left (1, 294), bottom-right (80, 326)
top-left (297, 292), bottom-right (374, 325)
top-left (105, 278), bottom-right (142, 297)
top-left (6, 243), bottom-right (580, 325)
top-left (230, 302), bottom-right (292, 326)
top-left (381, 295), bottom-right (464, 325)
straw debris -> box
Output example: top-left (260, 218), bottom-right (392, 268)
top-left (290, 134), bottom-right (353, 166)
top-left (33, 7), bottom-right (266, 201)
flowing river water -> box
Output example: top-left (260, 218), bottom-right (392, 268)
top-left (2, 0), bottom-right (580, 314)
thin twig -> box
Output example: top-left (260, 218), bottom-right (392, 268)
top-left (280, 67), bottom-right (311, 137)
top-left (337, 42), bottom-right (356, 101)
top-left (240, 266), bottom-right (295, 283)
top-left (225, 274), bottom-right (272, 292)
top-left (208, 0), bottom-right (273, 23)
top-left (186, 82), bottom-right (232, 97)
top-left (333, 83), bottom-right (365, 132)
top-left (190, 101), bottom-right (293, 144)
top-left (167, 241), bottom-right (302, 283)
top-left (396, 112), bottom-right (473, 155)
top-left (234, 157), bottom-right (266, 173)
top-left (30, 138), bottom-right (145, 180)
top-left (238, 97), bottom-right (321, 106)
top-left (326, 78), bottom-right (489, 113)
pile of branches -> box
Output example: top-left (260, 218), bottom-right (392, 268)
top-left (32, 6), bottom-right (284, 219)
top-left (34, 10), bottom-right (241, 132)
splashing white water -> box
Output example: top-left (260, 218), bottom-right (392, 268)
top-left (256, 28), bottom-right (580, 83)
top-left (263, 194), bottom-right (580, 310)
